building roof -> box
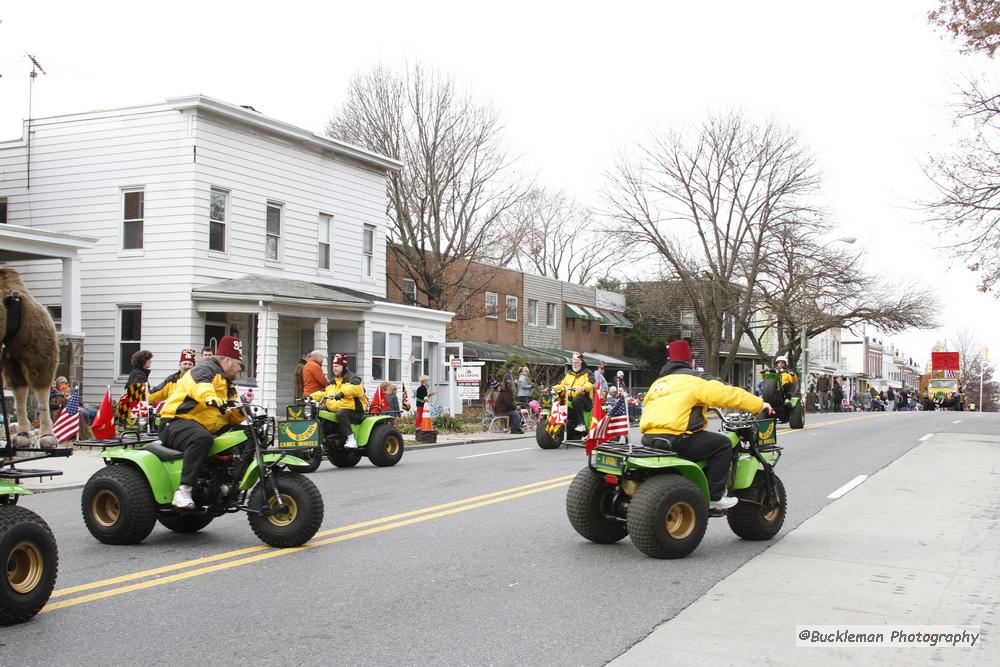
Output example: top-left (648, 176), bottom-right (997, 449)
top-left (192, 275), bottom-right (380, 307)
top-left (0, 223), bottom-right (96, 261)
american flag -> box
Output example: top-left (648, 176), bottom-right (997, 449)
top-left (52, 387), bottom-right (80, 443)
top-left (604, 396), bottom-right (630, 439)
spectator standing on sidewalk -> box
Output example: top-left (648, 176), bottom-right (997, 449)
top-left (886, 386), bottom-right (896, 412)
top-left (816, 374), bottom-right (830, 413)
top-left (301, 350), bottom-right (328, 398)
top-left (832, 378), bottom-right (844, 413)
top-left (515, 367), bottom-right (533, 406)
top-left (594, 361), bottom-right (609, 400)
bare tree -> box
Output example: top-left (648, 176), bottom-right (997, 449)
top-left (928, 0), bottom-right (1000, 57)
top-left (606, 112), bottom-right (820, 377)
top-left (743, 221), bottom-right (939, 367)
top-left (511, 190), bottom-right (620, 284)
top-left (326, 64), bottom-right (530, 314)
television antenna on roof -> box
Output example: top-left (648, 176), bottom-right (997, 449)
top-left (25, 52), bottom-right (47, 189)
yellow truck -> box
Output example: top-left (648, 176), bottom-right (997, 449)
top-left (919, 374), bottom-right (963, 411)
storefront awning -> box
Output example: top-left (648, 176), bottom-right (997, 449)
top-left (460, 341), bottom-right (569, 366)
top-left (564, 304), bottom-right (590, 319)
top-left (611, 313), bottom-right (634, 328)
top-left (581, 306), bottom-right (605, 321)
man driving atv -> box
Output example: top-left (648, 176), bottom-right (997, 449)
top-left (159, 336), bottom-right (247, 510)
top-left (311, 352), bottom-right (369, 449)
top-left (774, 355), bottom-right (798, 394)
top-left (640, 340), bottom-right (772, 510)
top-left (552, 351), bottom-right (594, 434)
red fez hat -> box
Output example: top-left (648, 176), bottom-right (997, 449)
top-left (216, 336), bottom-right (242, 361)
top-left (180, 348), bottom-right (196, 364)
top-left (667, 339), bottom-right (692, 363)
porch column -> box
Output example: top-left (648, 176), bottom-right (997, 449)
top-left (313, 317), bottom-right (328, 359)
top-left (256, 302), bottom-right (279, 414)
top-left (60, 256), bottom-right (83, 337)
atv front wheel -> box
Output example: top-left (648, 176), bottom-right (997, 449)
top-left (248, 472), bottom-right (324, 547)
top-left (536, 420), bottom-right (562, 449)
top-left (728, 472), bottom-right (786, 540)
top-left (158, 515), bottom-right (214, 533)
top-left (325, 444), bottom-right (363, 468)
top-left (788, 402), bottom-right (805, 429)
top-left (0, 506), bottom-right (59, 626)
top-left (81, 465), bottom-right (158, 545)
top-left (566, 468), bottom-right (627, 544)
top-left (627, 474), bottom-right (708, 559)
top-left (367, 425), bottom-right (405, 467)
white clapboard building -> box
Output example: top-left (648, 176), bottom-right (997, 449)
top-left (0, 95), bottom-right (452, 412)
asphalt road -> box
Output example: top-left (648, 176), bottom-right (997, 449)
top-left (3, 410), bottom-right (990, 666)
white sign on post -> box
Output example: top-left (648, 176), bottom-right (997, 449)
top-left (450, 357), bottom-right (463, 369)
top-left (454, 366), bottom-right (481, 384)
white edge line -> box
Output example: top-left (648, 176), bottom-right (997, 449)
top-left (457, 447), bottom-right (534, 460)
top-left (918, 433), bottom-right (933, 441)
top-left (952, 419), bottom-right (962, 424)
top-left (827, 475), bottom-right (869, 499)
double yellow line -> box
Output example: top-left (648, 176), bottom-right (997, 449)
top-left (43, 474), bottom-right (574, 613)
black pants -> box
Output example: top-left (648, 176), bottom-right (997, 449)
top-left (567, 395), bottom-right (593, 431)
top-left (642, 429), bottom-right (733, 501)
top-left (161, 418), bottom-right (214, 487)
top-left (335, 409), bottom-right (366, 441)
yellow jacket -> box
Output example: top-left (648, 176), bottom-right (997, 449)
top-left (148, 370), bottom-right (186, 404)
top-left (311, 371), bottom-right (369, 413)
top-left (641, 363), bottom-right (764, 435)
top-left (779, 370), bottom-right (798, 388)
top-left (159, 360), bottom-right (245, 433)
top-left (553, 369), bottom-right (594, 399)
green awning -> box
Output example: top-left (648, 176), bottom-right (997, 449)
top-left (581, 306), bottom-right (604, 321)
top-left (460, 341), bottom-right (568, 366)
top-left (614, 313), bottom-right (634, 328)
top-left (565, 304), bottom-right (589, 319)
top-left (595, 310), bottom-right (616, 326)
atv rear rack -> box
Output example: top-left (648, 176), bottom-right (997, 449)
top-left (75, 431), bottom-right (159, 449)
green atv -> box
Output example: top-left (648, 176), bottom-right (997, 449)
top-left (80, 402), bottom-right (323, 547)
top-left (566, 409), bottom-right (786, 559)
top-left (0, 413), bottom-right (68, 624)
top-left (289, 397), bottom-right (403, 470)
top-left (536, 392), bottom-right (592, 449)
top-left (759, 368), bottom-right (804, 429)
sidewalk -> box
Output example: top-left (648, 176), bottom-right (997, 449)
top-left (13, 428), bottom-right (528, 492)
top-left (611, 432), bottom-right (999, 666)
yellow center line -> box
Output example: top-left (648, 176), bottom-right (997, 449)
top-left (49, 473), bottom-right (576, 600)
top-left (779, 412), bottom-right (887, 435)
top-left (43, 480), bottom-right (572, 613)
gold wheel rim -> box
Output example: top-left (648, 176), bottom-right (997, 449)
top-left (763, 502), bottom-right (780, 522)
top-left (92, 490), bottom-right (121, 528)
top-left (7, 541), bottom-right (44, 594)
top-left (385, 435), bottom-right (401, 457)
top-left (266, 494), bottom-right (298, 527)
top-left (665, 501), bottom-right (696, 539)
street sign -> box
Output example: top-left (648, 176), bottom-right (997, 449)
top-left (455, 366), bottom-right (481, 384)
top-left (450, 356), bottom-right (463, 369)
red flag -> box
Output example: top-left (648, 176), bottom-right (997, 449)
top-left (91, 386), bottom-right (116, 439)
top-left (585, 396), bottom-right (609, 455)
top-left (370, 385), bottom-right (388, 414)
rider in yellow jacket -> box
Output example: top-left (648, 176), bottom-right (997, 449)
top-left (148, 348), bottom-right (197, 403)
top-left (159, 336), bottom-right (246, 510)
top-left (641, 340), bottom-right (771, 511)
top-left (774, 355), bottom-right (798, 392)
top-left (311, 353), bottom-right (369, 449)
top-left (552, 351), bottom-right (594, 434)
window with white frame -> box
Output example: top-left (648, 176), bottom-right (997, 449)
top-left (681, 310), bottom-right (695, 338)
top-left (485, 292), bottom-right (498, 318)
top-left (209, 188), bottom-right (228, 252)
top-left (372, 332), bottom-right (386, 381)
top-left (266, 202), bottom-right (282, 261)
top-left (122, 189), bottom-right (144, 250)
top-left (505, 295), bottom-right (518, 321)
top-left (362, 224), bottom-right (375, 278)
top-left (546, 302), bottom-right (557, 328)
top-left (372, 332), bottom-right (402, 382)
top-left (118, 306), bottom-right (142, 376)
top-left (528, 299), bottom-right (538, 326)
top-left (388, 333), bottom-right (402, 381)
top-left (403, 278), bottom-right (417, 305)
top-left (459, 288), bottom-right (471, 316)
top-left (318, 214), bottom-right (331, 269)
top-left (411, 336), bottom-right (423, 382)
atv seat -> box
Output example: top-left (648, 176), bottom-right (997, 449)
top-left (142, 440), bottom-right (185, 461)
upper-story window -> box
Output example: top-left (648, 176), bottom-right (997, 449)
top-left (403, 278), bottom-right (417, 305)
top-left (210, 188), bottom-right (228, 253)
top-left (528, 299), bottom-right (538, 326)
top-left (122, 189), bottom-right (144, 250)
top-left (0, 197), bottom-right (7, 224)
top-left (546, 303), bottom-right (557, 328)
top-left (506, 295), bottom-right (518, 322)
top-left (266, 202), bottom-right (282, 261)
top-left (485, 292), bottom-right (498, 318)
top-left (362, 224), bottom-right (375, 278)
top-left (318, 214), bottom-right (332, 270)
top-left (681, 310), bottom-right (695, 338)
top-left (118, 305), bottom-right (142, 376)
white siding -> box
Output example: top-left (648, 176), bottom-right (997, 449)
top-left (595, 288), bottom-right (626, 312)
top-left (561, 283), bottom-right (597, 308)
top-left (523, 274), bottom-right (562, 349)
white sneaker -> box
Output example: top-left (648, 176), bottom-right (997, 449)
top-left (171, 485), bottom-right (195, 510)
top-left (574, 424), bottom-right (586, 433)
top-left (344, 435), bottom-right (358, 449)
top-left (709, 495), bottom-right (738, 510)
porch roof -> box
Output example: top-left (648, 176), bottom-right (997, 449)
top-left (192, 275), bottom-right (379, 308)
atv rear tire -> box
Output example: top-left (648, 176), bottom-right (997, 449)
top-left (158, 514), bottom-right (214, 533)
top-left (296, 448), bottom-right (323, 473)
top-left (627, 474), bottom-right (708, 559)
top-left (728, 472), bottom-right (786, 540)
top-left (760, 379), bottom-right (781, 408)
top-left (566, 467), bottom-right (627, 544)
top-left (248, 472), bottom-right (324, 548)
top-left (325, 445), bottom-right (363, 468)
top-left (367, 425), bottom-right (405, 467)
top-left (789, 402), bottom-right (805, 429)
top-left (82, 465), bottom-right (158, 545)
top-left (536, 420), bottom-right (562, 449)
top-left (0, 505), bottom-right (58, 626)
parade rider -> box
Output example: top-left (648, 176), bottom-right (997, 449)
top-left (640, 340), bottom-right (772, 510)
top-left (148, 348), bottom-right (197, 403)
top-left (774, 355), bottom-right (798, 394)
top-left (311, 353), bottom-right (369, 449)
top-left (159, 336), bottom-right (247, 510)
top-left (553, 351), bottom-right (595, 434)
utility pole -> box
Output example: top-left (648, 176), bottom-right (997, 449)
top-left (25, 52), bottom-right (46, 190)
top-left (982, 346), bottom-right (989, 412)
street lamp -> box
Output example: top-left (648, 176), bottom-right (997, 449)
top-left (800, 236), bottom-right (857, 389)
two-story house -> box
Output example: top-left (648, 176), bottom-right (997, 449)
top-left (0, 95), bottom-right (452, 412)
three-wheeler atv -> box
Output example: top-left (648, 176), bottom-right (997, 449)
top-left (291, 397), bottom-right (403, 469)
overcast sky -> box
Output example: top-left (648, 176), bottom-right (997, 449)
top-left (2, 0), bottom-right (998, 369)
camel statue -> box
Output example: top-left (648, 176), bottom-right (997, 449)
top-left (0, 267), bottom-right (60, 448)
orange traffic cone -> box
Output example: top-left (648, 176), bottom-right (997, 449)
top-left (420, 407), bottom-right (434, 432)
top-left (416, 404), bottom-right (437, 443)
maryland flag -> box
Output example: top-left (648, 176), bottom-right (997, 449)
top-left (114, 381), bottom-right (148, 424)
top-left (401, 383), bottom-right (411, 412)
top-left (546, 398), bottom-right (568, 438)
